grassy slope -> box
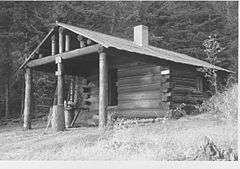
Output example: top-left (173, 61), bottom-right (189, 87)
top-left (0, 113), bottom-right (237, 160)
top-left (0, 84), bottom-right (238, 160)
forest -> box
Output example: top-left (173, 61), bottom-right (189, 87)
top-left (0, 1), bottom-right (238, 119)
top-left (0, 1), bottom-right (238, 161)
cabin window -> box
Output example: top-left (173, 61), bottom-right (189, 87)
top-left (108, 68), bottom-right (118, 106)
top-left (196, 77), bottom-right (203, 92)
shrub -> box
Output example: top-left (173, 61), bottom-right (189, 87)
top-left (198, 83), bottom-right (238, 122)
top-left (167, 103), bottom-right (187, 119)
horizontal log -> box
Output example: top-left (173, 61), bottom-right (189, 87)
top-left (118, 83), bottom-right (170, 94)
top-left (90, 108), bottom-right (168, 119)
top-left (27, 44), bottom-right (100, 67)
top-left (117, 63), bottom-right (160, 72)
top-left (112, 109), bottom-right (167, 119)
top-left (168, 95), bottom-right (205, 103)
top-left (35, 104), bottom-right (51, 108)
top-left (118, 99), bottom-right (170, 110)
top-left (118, 90), bottom-right (162, 101)
top-left (118, 84), bottom-right (167, 94)
top-left (118, 73), bottom-right (169, 87)
top-left (171, 88), bottom-right (203, 95)
top-left (169, 76), bottom-right (196, 83)
top-left (172, 85), bottom-right (197, 91)
top-left (118, 66), bottom-right (162, 78)
top-left (171, 81), bottom-right (197, 88)
top-left (35, 99), bottom-right (52, 105)
top-left (116, 61), bottom-right (148, 70)
top-left (171, 69), bottom-right (200, 76)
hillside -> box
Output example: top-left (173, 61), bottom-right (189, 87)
top-left (0, 113), bottom-right (237, 160)
top-left (0, 84), bottom-right (237, 160)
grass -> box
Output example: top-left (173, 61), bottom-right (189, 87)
top-left (0, 84), bottom-right (238, 160)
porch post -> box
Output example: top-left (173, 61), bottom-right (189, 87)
top-left (23, 67), bottom-right (32, 130)
top-left (64, 33), bottom-right (72, 128)
top-left (52, 27), bottom-right (65, 131)
top-left (98, 46), bottom-right (108, 129)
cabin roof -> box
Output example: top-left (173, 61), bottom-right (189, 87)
top-left (56, 22), bottom-right (230, 72)
top-left (18, 22), bottom-right (231, 72)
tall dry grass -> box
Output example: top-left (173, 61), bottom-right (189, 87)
top-left (0, 84), bottom-right (237, 160)
top-left (199, 83), bottom-right (238, 122)
top-left (47, 84), bottom-right (238, 160)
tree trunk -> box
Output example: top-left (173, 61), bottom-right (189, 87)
top-left (23, 68), bottom-right (32, 130)
top-left (4, 79), bottom-right (9, 119)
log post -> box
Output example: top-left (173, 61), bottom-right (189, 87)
top-left (23, 67), bottom-right (32, 130)
top-left (98, 46), bottom-right (108, 129)
top-left (51, 34), bottom-right (56, 55)
top-left (51, 34), bottom-right (57, 105)
top-left (51, 27), bottom-right (65, 131)
top-left (64, 33), bottom-right (72, 128)
top-left (65, 34), bottom-right (70, 51)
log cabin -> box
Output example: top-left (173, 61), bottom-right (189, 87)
top-left (18, 22), bottom-right (230, 131)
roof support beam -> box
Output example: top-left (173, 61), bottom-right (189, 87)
top-left (27, 44), bottom-right (101, 67)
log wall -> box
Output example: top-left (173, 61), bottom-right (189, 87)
top-left (83, 62), bottom-right (207, 119)
top-left (116, 62), bottom-right (170, 118)
top-left (168, 64), bottom-right (205, 112)
top-left (84, 61), bottom-right (171, 119)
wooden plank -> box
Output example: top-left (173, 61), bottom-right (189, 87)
top-left (27, 44), bottom-right (100, 67)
